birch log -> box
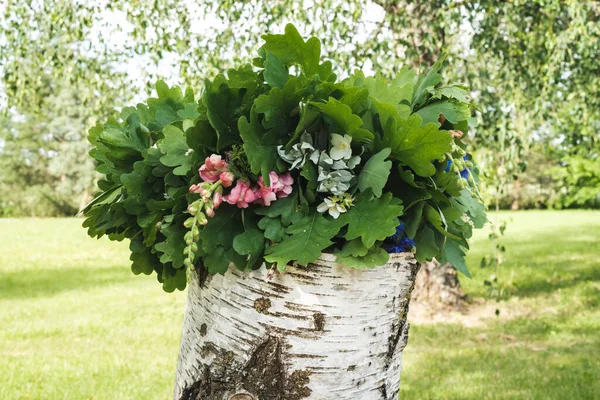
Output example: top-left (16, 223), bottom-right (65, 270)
top-left (174, 252), bottom-right (420, 400)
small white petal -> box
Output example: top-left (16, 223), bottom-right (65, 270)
top-left (329, 207), bottom-right (341, 219)
top-left (330, 133), bottom-right (344, 146)
top-left (330, 146), bottom-right (348, 161)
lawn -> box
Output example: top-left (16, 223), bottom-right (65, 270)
top-left (0, 211), bottom-right (598, 399)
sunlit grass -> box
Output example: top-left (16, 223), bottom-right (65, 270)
top-left (0, 219), bottom-right (186, 400)
top-left (401, 210), bottom-right (600, 400)
top-left (0, 211), bottom-right (598, 399)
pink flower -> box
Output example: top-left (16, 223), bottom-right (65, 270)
top-left (219, 172), bottom-right (234, 188)
top-left (254, 172), bottom-right (294, 206)
top-left (199, 154), bottom-right (229, 183)
top-left (275, 172), bottom-right (294, 198)
top-left (189, 183), bottom-right (203, 194)
top-left (224, 181), bottom-right (257, 208)
top-left (212, 190), bottom-right (223, 209)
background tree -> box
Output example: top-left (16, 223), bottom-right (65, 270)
top-left (1, 1), bottom-right (598, 303)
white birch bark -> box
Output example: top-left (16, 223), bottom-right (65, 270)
top-left (174, 253), bottom-right (419, 400)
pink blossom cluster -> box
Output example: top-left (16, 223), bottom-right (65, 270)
top-left (198, 155), bottom-right (234, 187)
top-left (225, 171), bottom-right (293, 208)
top-left (191, 154), bottom-right (294, 211)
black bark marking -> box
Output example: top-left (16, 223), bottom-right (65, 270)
top-left (180, 335), bottom-right (312, 400)
top-left (379, 384), bottom-right (388, 399)
top-left (253, 297), bottom-right (272, 314)
top-left (200, 323), bottom-right (207, 337)
top-left (312, 312), bottom-right (325, 331)
top-left (197, 265), bottom-right (210, 288)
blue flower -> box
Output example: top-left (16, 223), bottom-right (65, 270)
top-left (388, 222), bottom-right (405, 240)
top-left (387, 221), bottom-right (414, 253)
top-left (446, 155), bottom-right (470, 178)
top-left (388, 237), bottom-right (415, 253)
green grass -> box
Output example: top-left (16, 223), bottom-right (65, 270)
top-left (0, 219), bottom-right (186, 400)
top-left (0, 211), bottom-right (599, 399)
top-left (401, 211), bottom-right (600, 400)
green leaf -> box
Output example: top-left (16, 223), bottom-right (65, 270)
top-left (97, 126), bottom-right (144, 168)
top-left (158, 125), bottom-right (193, 176)
top-left (439, 239), bottom-right (471, 278)
top-left (260, 23), bottom-right (332, 79)
top-left (263, 52), bottom-right (289, 88)
top-left (414, 224), bottom-right (444, 262)
top-left (358, 148), bottom-right (392, 197)
top-left (391, 114), bottom-right (453, 177)
top-left (334, 238), bottom-right (370, 257)
top-left (456, 189), bottom-right (487, 228)
top-left (253, 78), bottom-right (302, 132)
top-left (338, 190), bottom-right (404, 248)
top-left (154, 222), bottom-right (187, 269)
top-left (177, 102), bottom-right (201, 120)
top-left (413, 56), bottom-right (445, 107)
top-left (130, 239), bottom-right (160, 275)
top-left (346, 70), bottom-right (414, 119)
top-left (285, 106), bottom-right (321, 150)
top-left (415, 100), bottom-right (470, 126)
top-left (423, 204), bottom-right (462, 240)
top-left (202, 75), bottom-right (245, 150)
top-left (397, 166), bottom-right (425, 188)
top-left (201, 205), bottom-right (243, 253)
top-left (309, 98), bottom-right (374, 143)
top-left (335, 246), bottom-right (389, 269)
top-left (300, 161), bottom-right (317, 203)
top-left (428, 85), bottom-right (469, 103)
top-left (238, 114), bottom-right (280, 183)
top-left (255, 194), bottom-right (300, 225)
top-left (258, 217), bottom-right (286, 242)
top-left (160, 266), bottom-right (187, 293)
top-left (200, 205), bottom-right (247, 273)
top-left (264, 209), bottom-right (344, 266)
top-left (404, 201), bottom-right (425, 239)
top-left (233, 228), bottom-right (266, 270)
top-left (204, 246), bottom-right (247, 274)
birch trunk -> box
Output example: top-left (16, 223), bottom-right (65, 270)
top-left (174, 253), bottom-right (420, 400)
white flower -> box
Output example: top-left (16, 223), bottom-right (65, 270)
top-left (330, 133), bottom-right (353, 160)
top-left (317, 194), bottom-right (354, 218)
top-left (277, 132), bottom-right (315, 169)
top-left (317, 197), bottom-right (346, 219)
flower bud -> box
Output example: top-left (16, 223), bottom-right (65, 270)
top-left (184, 217), bottom-right (195, 228)
top-left (187, 203), bottom-right (199, 215)
top-left (213, 188), bottom-right (223, 209)
top-left (197, 212), bottom-right (208, 226)
top-left (205, 205), bottom-right (215, 218)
